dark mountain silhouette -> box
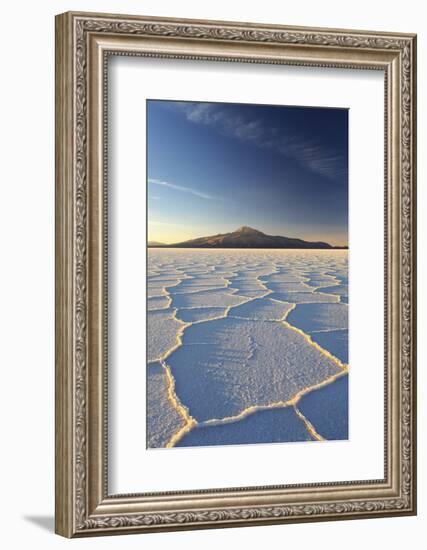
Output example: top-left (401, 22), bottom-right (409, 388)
top-left (149, 226), bottom-right (343, 249)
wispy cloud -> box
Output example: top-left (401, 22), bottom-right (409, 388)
top-left (170, 102), bottom-right (346, 180)
top-left (148, 178), bottom-right (213, 200)
top-left (148, 220), bottom-right (182, 227)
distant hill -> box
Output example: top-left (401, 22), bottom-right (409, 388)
top-left (147, 241), bottom-right (166, 247)
top-left (149, 226), bottom-right (344, 249)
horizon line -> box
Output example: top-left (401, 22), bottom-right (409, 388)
top-left (148, 226), bottom-right (347, 247)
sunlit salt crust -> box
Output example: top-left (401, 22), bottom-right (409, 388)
top-left (170, 288), bottom-right (249, 308)
top-left (310, 329), bottom-right (349, 364)
top-left (147, 309), bottom-right (185, 362)
top-left (175, 307), bottom-right (228, 323)
top-left (304, 276), bottom-right (339, 288)
top-left (263, 281), bottom-right (315, 293)
top-left (314, 283), bottom-right (349, 297)
top-left (147, 295), bottom-right (170, 310)
top-left (168, 316), bottom-right (341, 421)
top-left (146, 362), bottom-right (186, 448)
top-left (270, 291), bottom-right (338, 303)
top-left (176, 405), bottom-right (314, 447)
top-left (229, 297), bottom-right (294, 321)
top-left (297, 374), bottom-right (349, 440)
top-left (147, 249), bottom-right (349, 447)
top-left (169, 277), bottom-right (229, 293)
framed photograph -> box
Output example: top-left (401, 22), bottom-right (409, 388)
top-left (55, 11), bottom-right (417, 537)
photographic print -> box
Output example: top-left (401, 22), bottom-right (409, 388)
top-left (146, 99), bottom-right (349, 449)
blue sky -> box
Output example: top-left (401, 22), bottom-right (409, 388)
top-left (147, 100), bottom-right (348, 246)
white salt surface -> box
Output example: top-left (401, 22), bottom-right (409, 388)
top-left (175, 307), bottom-right (228, 323)
top-left (147, 309), bottom-right (185, 362)
top-left (304, 276), bottom-right (339, 288)
top-left (167, 316), bottom-right (341, 421)
top-left (170, 288), bottom-right (249, 309)
top-left (146, 362), bottom-right (186, 448)
top-left (230, 297), bottom-right (294, 321)
top-left (286, 302), bottom-right (348, 333)
top-left (147, 295), bottom-right (170, 310)
top-left (270, 291), bottom-right (338, 304)
top-left (261, 273), bottom-right (308, 283)
top-left (170, 277), bottom-right (228, 292)
top-left (266, 281), bottom-right (315, 293)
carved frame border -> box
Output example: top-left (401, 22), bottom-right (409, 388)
top-left (55, 11), bottom-right (416, 537)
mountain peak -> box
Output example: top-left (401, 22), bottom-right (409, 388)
top-left (235, 226), bottom-right (261, 234)
top-left (155, 226), bottom-right (336, 249)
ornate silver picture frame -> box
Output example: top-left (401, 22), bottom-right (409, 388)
top-left (55, 11), bottom-right (417, 537)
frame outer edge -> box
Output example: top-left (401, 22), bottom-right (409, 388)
top-left (409, 34), bottom-right (417, 514)
top-left (399, 35), bottom-right (416, 514)
top-left (62, 10), bottom-right (417, 40)
top-left (413, 35), bottom-right (417, 514)
top-left (54, 10), bottom-right (417, 537)
top-left (55, 12), bottom-right (75, 538)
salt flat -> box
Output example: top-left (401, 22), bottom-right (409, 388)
top-left (147, 249), bottom-right (349, 448)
